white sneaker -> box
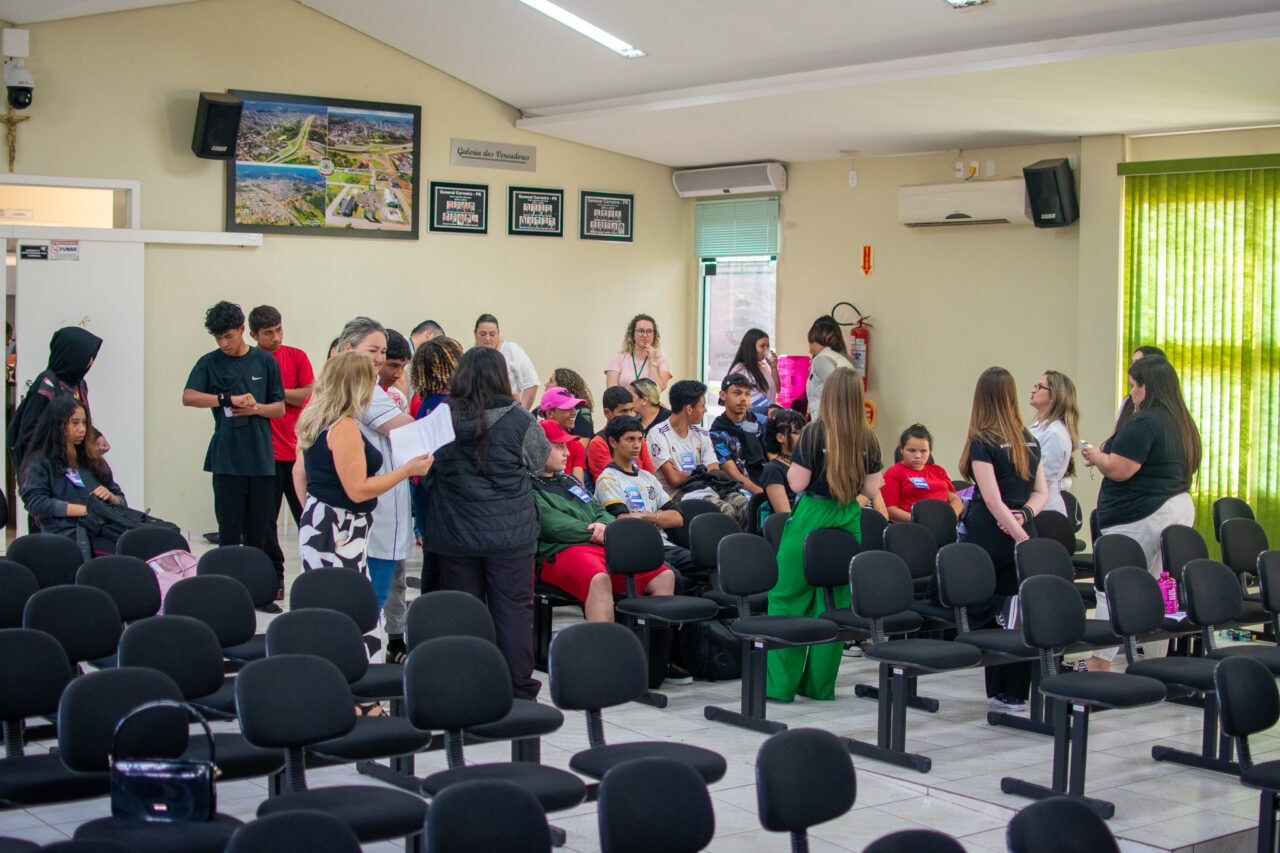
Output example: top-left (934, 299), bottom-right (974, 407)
top-left (843, 642), bottom-right (864, 658)
top-left (990, 694), bottom-right (1026, 711)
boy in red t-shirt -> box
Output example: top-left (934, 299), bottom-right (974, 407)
top-left (880, 423), bottom-right (964, 523)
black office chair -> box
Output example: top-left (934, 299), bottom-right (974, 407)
top-left (884, 522), bottom-right (952, 626)
top-left (75, 556), bottom-right (161, 624)
top-left (910, 498), bottom-right (957, 548)
top-left (1221, 517), bottom-right (1269, 594)
top-left (1162, 523), bottom-right (1209, 583)
top-left (1182, 559), bottom-right (1280, 673)
top-left (1006, 796), bottom-right (1120, 853)
top-left (691, 511), bottom-right (758, 607)
top-left (1014, 538), bottom-right (1118, 650)
top-left (289, 567), bottom-right (384, 656)
top-left (115, 526), bottom-right (190, 562)
top-left (762, 511), bottom-right (789, 551)
top-left (862, 831), bottom-right (965, 853)
top-left (755, 728), bottom-right (855, 853)
top-left (424, 779), bottom-right (551, 853)
top-left (163, 574), bottom-right (265, 663)
top-left (597, 757), bottom-right (715, 853)
top-left (1258, 551), bottom-right (1280, 639)
top-left (667, 499), bottom-right (720, 551)
top-left (745, 491), bottom-right (769, 535)
top-left (7, 533), bottom-right (83, 588)
top-left (1213, 655), bottom-right (1280, 852)
top-left (860, 508), bottom-right (888, 552)
top-left (0, 561), bottom-right (39, 628)
top-left (1213, 496), bottom-right (1255, 543)
top-left (23, 585), bottom-right (122, 671)
top-left (197, 545), bottom-right (279, 613)
top-left (805, 527), bottom-right (922, 639)
top-left (225, 811), bottom-right (362, 853)
top-left (999, 575), bottom-right (1166, 819)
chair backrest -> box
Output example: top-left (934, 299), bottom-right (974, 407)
top-left (934, 543), bottom-right (997, 612)
top-left (225, 810), bottom-right (362, 853)
top-left (1018, 574), bottom-right (1085, 650)
top-left (1092, 533), bottom-right (1147, 592)
top-left (75, 555), bottom-right (161, 623)
top-left (425, 779), bottom-right (551, 853)
top-left (598, 757), bottom-right (714, 853)
top-left (883, 522), bottom-right (937, 582)
top-left (7, 533), bottom-right (84, 588)
top-left (1259, 551), bottom-right (1280, 614)
top-left (406, 589), bottom-right (496, 651)
top-left (1006, 796), bottom-right (1120, 853)
top-left (1214, 655), bottom-right (1280, 740)
top-left (1088, 508), bottom-right (1100, 545)
top-left (717, 533), bottom-right (778, 598)
top-left (745, 491), bottom-right (769, 535)
top-left (197, 545), bottom-right (278, 608)
top-left (859, 508), bottom-right (887, 552)
top-left (1161, 524), bottom-right (1208, 579)
top-left (604, 517), bottom-right (666, 578)
top-left (0, 627), bottom-right (72, 723)
top-left (848, 551), bottom-right (913, 619)
top-left (1060, 491), bottom-right (1084, 533)
top-left (266, 609), bottom-right (369, 684)
top-left (115, 526), bottom-right (191, 562)
top-left (56, 666), bottom-right (186, 772)
top-left (22, 584), bottom-right (122, 665)
top-left (0, 560), bottom-right (39, 628)
top-left (668, 499), bottom-right (720, 549)
top-left (403, 636), bottom-right (513, 732)
top-left (802, 527), bottom-right (858, 589)
top-left (548, 621), bottom-right (647, 712)
top-left (162, 575), bottom-right (256, 647)
top-left (235, 654), bottom-right (357, 748)
top-left (863, 830), bottom-right (966, 853)
top-left (1014, 538), bottom-right (1074, 584)
top-left (117, 615), bottom-right (226, 702)
top-left (910, 499), bottom-right (957, 548)
top-left (762, 512), bottom-right (789, 552)
top-left (1213, 496), bottom-right (1255, 542)
top-left (756, 728), bottom-right (855, 834)
top-left (1181, 558), bottom-right (1243, 628)
top-left (1220, 518), bottom-right (1269, 578)
top-left (1033, 511), bottom-right (1077, 556)
top-left (1102, 567), bottom-right (1165, 639)
top-left (689, 512), bottom-right (742, 573)
top-left (289, 568), bottom-right (380, 634)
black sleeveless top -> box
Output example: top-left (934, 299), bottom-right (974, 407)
top-left (304, 423), bottom-right (383, 513)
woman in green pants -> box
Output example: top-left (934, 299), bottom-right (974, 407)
top-left (767, 369), bottom-right (886, 701)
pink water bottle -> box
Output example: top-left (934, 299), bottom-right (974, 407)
top-left (1158, 572), bottom-right (1178, 614)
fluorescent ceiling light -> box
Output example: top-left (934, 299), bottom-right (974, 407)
top-left (942, 0), bottom-right (989, 7)
top-left (516, 0), bottom-right (645, 58)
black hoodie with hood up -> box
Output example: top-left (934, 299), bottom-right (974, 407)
top-left (7, 327), bottom-right (103, 468)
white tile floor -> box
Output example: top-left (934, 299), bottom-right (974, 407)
top-left (4, 533), bottom-right (1273, 852)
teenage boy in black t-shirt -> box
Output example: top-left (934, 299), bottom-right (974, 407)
top-left (183, 301), bottom-right (285, 607)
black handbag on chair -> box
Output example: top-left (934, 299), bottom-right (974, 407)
top-left (110, 699), bottom-right (220, 823)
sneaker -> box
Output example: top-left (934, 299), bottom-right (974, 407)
top-left (843, 642), bottom-right (864, 658)
top-left (664, 664), bottom-right (693, 685)
top-left (385, 638), bottom-right (407, 665)
top-left (990, 694), bottom-right (1026, 711)
top-left (257, 602), bottom-right (282, 614)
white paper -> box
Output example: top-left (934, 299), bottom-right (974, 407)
top-left (390, 402), bottom-right (455, 468)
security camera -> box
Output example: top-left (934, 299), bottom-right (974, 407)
top-left (4, 59), bottom-right (32, 110)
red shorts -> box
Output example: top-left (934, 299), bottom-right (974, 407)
top-left (539, 544), bottom-right (667, 603)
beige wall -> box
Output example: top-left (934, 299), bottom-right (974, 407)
top-left (17, 0), bottom-right (691, 530)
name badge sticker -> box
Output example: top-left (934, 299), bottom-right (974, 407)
top-left (567, 484), bottom-right (593, 503)
top-left (679, 452), bottom-right (696, 472)
top-left (908, 476), bottom-right (929, 490)
top-left (65, 468), bottom-right (85, 488)
top-left (625, 487), bottom-right (646, 510)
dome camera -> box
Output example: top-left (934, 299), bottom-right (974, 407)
top-left (4, 59), bottom-right (32, 110)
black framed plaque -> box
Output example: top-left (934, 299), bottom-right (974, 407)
top-left (429, 181), bottom-right (488, 233)
top-left (579, 191), bottom-right (633, 242)
top-left (508, 187), bottom-right (563, 237)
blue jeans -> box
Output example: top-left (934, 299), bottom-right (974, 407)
top-left (367, 557), bottom-right (395, 612)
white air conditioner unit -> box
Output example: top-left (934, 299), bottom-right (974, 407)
top-left (672, 162), bottom-right (787, 198)
top-left (897, 178), bottom-right (1032, 227)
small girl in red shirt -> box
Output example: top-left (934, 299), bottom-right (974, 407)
top-left (880, 423), bottom-right (964, 522)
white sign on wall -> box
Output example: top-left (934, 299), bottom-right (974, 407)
top-left (450, 138), bottom-right (537, 172)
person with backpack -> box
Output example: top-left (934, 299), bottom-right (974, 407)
top-left (8, 326), bottom-right (105, 472)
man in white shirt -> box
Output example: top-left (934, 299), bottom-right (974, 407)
top-left (647, 379), bottom-right (749, 527)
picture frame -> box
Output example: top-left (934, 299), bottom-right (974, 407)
top-left (507, 186), bottom-right (563, 237)
top-left (579, 191), bottom-right (633, 242)
top-left (429, 181), bottom-right (488, 234)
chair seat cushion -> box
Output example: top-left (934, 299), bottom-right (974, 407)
top-left (1080, 619), bottom-right (1120, 647)
top-left (1123, 657), bottom-right (1218, 692)
top-left (909, 601), bottom-right (955, 626)
top-left (223, 634), bottom-right (266, 662)
top-left (568, 742), bottom-right (727, 784)
top-left (730, 615), bottom-right (838, 646)
top-left (615, 595), bottom-right (718, 624)
top-left (1240, 760), bottom-right (1280, 792)
top-left (422, 762), bottom-right (586, 812)
top-left (190, 679), bottom-right (238, 718)
top-left (307, 716), bottom-right (432, 761)
top-left (468, 698), bottom-right (564, 740)
top-left (702, 590), bottom-right (769, 613)
top-left (349, 663), bottom-right (404, 700)
top-left (0, 754), bottom-right (109, 805)
top-left (258, 785), bottom-right (427, 842)
top-left (954, 629), bottom-right (1035, 658)
top-left (185, 733), bottom-right (282, 780)
top-left (1039, 671), bottom-right (1167, 709)
top-left (821, 608), bottom-right (923, 636)
top-left (1208, 644), bottom-right (1280, 675)
top-left (75, 814), bottom-right (243, 853)
top-left (864, 638), bottom-right (981, 672)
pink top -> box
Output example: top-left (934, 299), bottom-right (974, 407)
top-left (606, 350), bottom-right (671, 386)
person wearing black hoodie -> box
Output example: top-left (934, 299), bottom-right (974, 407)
top-left (7, 326), bottom-right (104, 472)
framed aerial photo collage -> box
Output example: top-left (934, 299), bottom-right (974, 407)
top-left (225, 90), bottom-right (421, 240)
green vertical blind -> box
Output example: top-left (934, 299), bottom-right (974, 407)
top-left (693, 198), bottom-right (779, 258)
top-left (1122, 166), bottom-right (1280, 547)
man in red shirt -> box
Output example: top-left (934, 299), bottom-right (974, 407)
top-left (249, 305), bottom-right (315, 598)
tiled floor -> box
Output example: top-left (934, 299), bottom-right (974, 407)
top-left (4, 533), bottom-right (1272, 852)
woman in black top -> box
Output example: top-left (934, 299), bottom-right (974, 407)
top-left (293, 351), bottom-right (432, 573)
top-left (759, 409), bottom-right (805, 520)
top-left (957, 367), bottom-right (1048, 709)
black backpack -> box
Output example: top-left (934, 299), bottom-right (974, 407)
top-left (675, 618), bottom-right (743, 682)
top-left (78, 498), bottom-right (180, 545)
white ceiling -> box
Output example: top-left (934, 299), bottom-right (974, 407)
top-left (2, 0), bottom-right (1278, 166)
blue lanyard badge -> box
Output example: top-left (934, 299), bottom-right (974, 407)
top-left (567, 484), bottom-right (593, 503)
top-left (625, 486), bottom-right (646, 510)
top-left (65, 468), bottom-right (85, 488)
top-left (679, 452), bottom-right (696, 472)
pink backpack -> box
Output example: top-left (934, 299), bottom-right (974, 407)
top-left (147, 549), bottom-right (199, 609)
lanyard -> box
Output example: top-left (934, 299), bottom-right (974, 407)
top-left (631, 352), bottom-right (649, 380)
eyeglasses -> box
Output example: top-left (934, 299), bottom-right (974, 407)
top-left (634, 328), bottom-right (655, 336)
top-left (1031, 383), bottom-right (1049, 393)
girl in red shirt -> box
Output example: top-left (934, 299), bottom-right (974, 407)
top-left (880, 424), bottom-right (964, 523)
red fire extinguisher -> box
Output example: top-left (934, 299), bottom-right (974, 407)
top-left (849, 317), bottom-right (871, 391)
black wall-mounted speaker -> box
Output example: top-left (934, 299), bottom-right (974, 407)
top-left (191, 92), bottom-right (242, 159)
top-left (1023, 158), bottom-right (1079, 228)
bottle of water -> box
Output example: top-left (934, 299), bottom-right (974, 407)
top-left (1157, 572), bottom-right (1178, 614)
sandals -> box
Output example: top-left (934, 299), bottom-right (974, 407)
top-left (355, 701), bottom-right (388, 718)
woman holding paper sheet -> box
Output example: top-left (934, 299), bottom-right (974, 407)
top-left (292, 351), bottom-right (432, 574)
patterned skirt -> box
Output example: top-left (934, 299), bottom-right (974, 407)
top-left (298, 495), bottom-right (372, 574)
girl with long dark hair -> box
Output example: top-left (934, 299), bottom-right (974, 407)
top-left (727, 328), bottom-right (780, 406)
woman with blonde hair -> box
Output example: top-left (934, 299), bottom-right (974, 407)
top-left (958, 367), bottom-right (1048, 710)
top-left (768, 369), bottom-right (886, 702)
top-left (292, 351), bottom-right (433, 573)
top-left (1028, 369), bottom-right (1080, 517)
top-left (605, 314), bottom-right (672, 391)
top-left (629, 377), bottom-right (671, 436)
